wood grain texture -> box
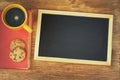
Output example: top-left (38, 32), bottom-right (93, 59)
top-left (0, 0), bottom-right (120, 80)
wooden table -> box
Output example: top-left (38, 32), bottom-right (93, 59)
top-left (0, 0), bottom-right (120, 80)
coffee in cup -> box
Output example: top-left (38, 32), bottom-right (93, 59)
top-left (2, 4), bottom-right (32, 33)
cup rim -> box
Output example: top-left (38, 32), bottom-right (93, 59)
top-left (1, 4), bottom-right (28, 29)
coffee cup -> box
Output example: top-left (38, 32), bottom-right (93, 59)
top-left (2, 4), bottom-right (32, 33)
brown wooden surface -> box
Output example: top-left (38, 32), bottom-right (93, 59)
top-left (0, 0), bottom-right (120, 80)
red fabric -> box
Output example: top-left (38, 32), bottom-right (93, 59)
top-left (0, 11), bottom-right (31, 69)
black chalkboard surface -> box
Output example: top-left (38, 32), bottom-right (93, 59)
top-left (34, 10), bottom-right (113, 65)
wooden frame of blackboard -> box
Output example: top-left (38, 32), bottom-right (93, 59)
top-left (34, 9), bottom-right (113, 66)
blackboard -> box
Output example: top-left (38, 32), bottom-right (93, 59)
top-left (34, 9), bottom-right (113, 65)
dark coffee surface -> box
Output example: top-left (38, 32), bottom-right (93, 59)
top-left (39, 14), bottom-right (109, 61)
top-left (5, 8), bottom-right (25, 27)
